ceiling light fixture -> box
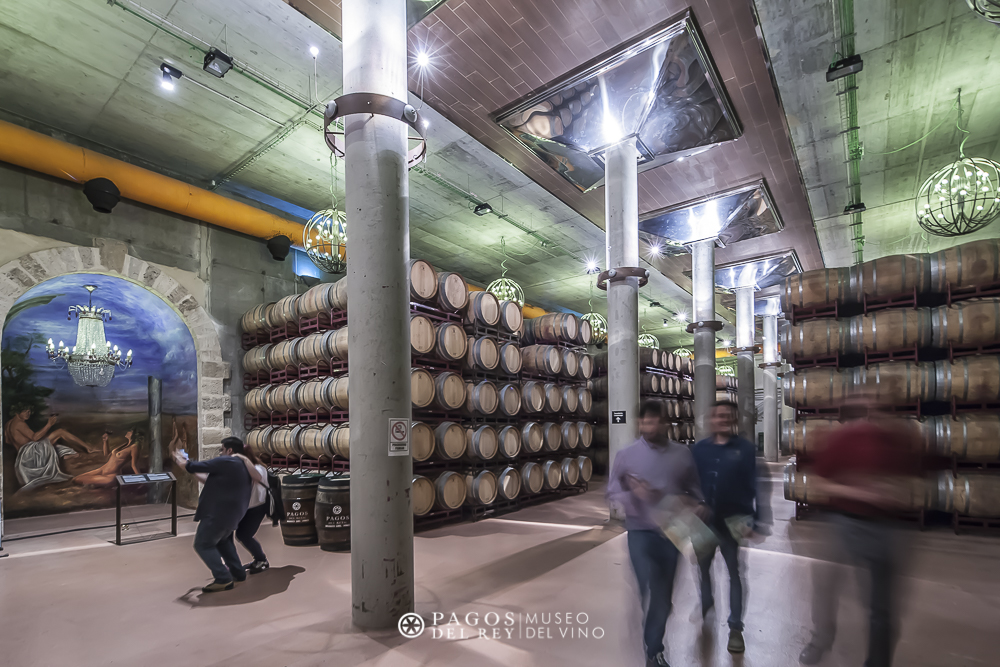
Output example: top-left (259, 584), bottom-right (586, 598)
top-left (675, 311), bottom-right (688, 322)
top-left (585, 260), bottom-right (600, 275)
top-left (826, 54), bottom-right (863, 81)
top-left (966, 0), bottom-right (1000, 26)
top-left (473, 202), bottom-right (492, 216)
top-left (310, 46), bottom-right (320, 58)
top-left (416, 52), bottom-right (430, 67)
top-left (203, 47), bottom-right (233, 78)
top-left (159, 63), bottom-right (181, 90)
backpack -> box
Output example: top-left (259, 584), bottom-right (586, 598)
top-left (264, 472), bottom-right (285, 526)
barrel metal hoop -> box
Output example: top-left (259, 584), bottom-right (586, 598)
top-left (964, 475), bottom-right (971, 515)
top-left (961, 416), bottom-right (968, 458)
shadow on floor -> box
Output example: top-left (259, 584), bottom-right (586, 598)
top-left (175, 565), bottom-right (306, 608)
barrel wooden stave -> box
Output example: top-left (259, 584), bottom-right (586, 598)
top-left (434, 323), bottom-right (467, 361)
top-left (434, 471), bottom-right (467, 510)
top-left (411, 368), bottom-right (436, 409)
top-left (434, 421), bottom-right (466, 460)
top-left (410, 314), bottom-right (436, 356)
top-left (498, 300), bottom-right (523, 333)
top-left (433, 371), bottom-right (467, 411)
top-left (931, 299), bottom-right (1000, 348)
top-left (436, 272), bottom-right (469, 312)
top-left (852, 309), bottom-right (932, 354)
top-left (409, 259), bottom-right (439, 301)
top-left (935, 356), bottom-right (1000, 403)
top-left (242, 344), bottom-right (273, 374)
top-left (930, 239), bottom-right (1000, 292)
top-left (499, 342), bottom-right (522, 374)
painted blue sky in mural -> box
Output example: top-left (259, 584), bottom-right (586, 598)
top-left (2, 273), bottom-right (198, 414)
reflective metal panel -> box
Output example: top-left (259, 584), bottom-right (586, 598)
top-left (493, 12), bottom-right (740, 192)
top-left (714, 251), bottom-right (803, 291)
top-left (407, 0), bottom-right (448, 28)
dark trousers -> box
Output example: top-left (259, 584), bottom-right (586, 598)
top-left (809, 513), bottom-right (897, 667)
top-left (627, 529), bottom-right (681, 659)
top-left (236, 504), bottom-right (268, 562)
top-left (193, 518), bottom-right (245, 583)
top-left (697, 522), bottom-right (744, 630)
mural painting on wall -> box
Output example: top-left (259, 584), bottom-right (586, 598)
top-left (2, 273), bottom-right (198, 518)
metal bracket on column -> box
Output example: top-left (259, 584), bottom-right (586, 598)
top-left (685, 320), bottom-right (724, 333)
top-left (758, 361), bottom-right (783, 369)
top-left (324, 93), bottom-right (427, 167)
top-left (596, 267), bottom-right (649, 291)
top-left (735, 345), bottom-right (760, 354)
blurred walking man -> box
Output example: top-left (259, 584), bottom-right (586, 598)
top-left (607, 401), bottom-right (707, 667)
top-left (691, 401), bottom-right (758, 654)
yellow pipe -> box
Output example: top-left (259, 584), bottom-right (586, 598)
top-left (466, 283), bottom-right (547, 318)
top-left (0, 119), bottom-right (304, 242)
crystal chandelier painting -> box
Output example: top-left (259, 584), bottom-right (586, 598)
top-left (46, 285), bottom-right (133, 388)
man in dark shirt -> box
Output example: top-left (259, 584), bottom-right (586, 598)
top-left (173, 436), bottom-right (252, 592)
top-left (691, 400), bottom-right (757, 654)
top-left (607, 401), bottom-right (707, 667)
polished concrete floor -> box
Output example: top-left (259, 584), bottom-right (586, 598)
top-left (2, 464), bottom-right (999, 667)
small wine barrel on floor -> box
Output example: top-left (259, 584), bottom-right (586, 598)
top-left (520, 381), bottom-right (545, 414)
top-left (299, 282), bottom-right (341, 317)
top-left (466, 291), bottom-right (501, 326)
top-left (267, 381), bottom-right (304, 413)
top-left (929, 238), bottom-right (1000, 292)
top-left (851, 308), bottom-right (933, 353)
top-left (280, 474), bottom-right (321, 545)
top-left (245, 385), bottom-right (272, 414)
top-left (781, 319), bottom-right (849, 359)
top-left (466, 425), bottom-right (498, 461)
top-left (411, 421), bottom-right (435, 462)
top-left (561, 457), bottom-right (581, 486)
top-left (542, 383), bottom-right (563, 413)
top-left (520, 461), bottom-right (544, 494)
top-left (931, 299), bottom-right (1000, 348)
top-left (560, 349), bottom-right (579, 378)
top-left (934, 356), bottom-right (1000, 403)
top-left (497, 466), bottom-right (521, 500)
top-left (466, 336), bottom-right (499, 371)
top-left (577, 422), bottom-right (593, 448)
top-left (266, 294), bottom-right (301, 329)
top-left (242, 344), bottom-right (273, 374)
top-left (410, 314), bottom-right (436, 356)
top-left (466, 380), bottom-right (498, 415)
top-left (577, 456), bottom-right (593, 483)
top-left (780, 268), bottom-right (850, 312)
top-left (577, 354), bottom-right (594, 380)
top-left (561, 421), bottom-right (579, 450)
top-left (576, 319), bottom-right (593, 346)
top-left (433, 371), bottom-right (467, 411)
top-left (498, 300), bottom-right (523, 333)
top-left (411, 368), bottom-right (436, 409)
top-left (935, 472), bottom-right (1000, 517)
top-left (639, 348), bottom-right (660, 369)
top-left (849, 254), bottom-right (932, 303)
top-left (542, 422), bottom-right (562, 452)
top-left (436, 272), bottom-right (469, 312)
top-left (783, 369), bottom-right (850, 408)
top-left (542, 460), bottom-right (563, 490)
top-left (561, 386), bottom-right (579, 414)
top-left (409, 259), bottom-right (439, 301)
top-left (499, 342), bottom-right (522, 374)
top-left (497, 425), bottom-right (522, 459)
top-left (271, 425), bottom-right (304, 458)
top-left (498, 383), bottom-right (521, 417)
top-left (521, 345), bottom-right (562, 376)
top-left (434, 471), bottom-right (467, 510)
top-left (299, 424), bottom-right (338, 459)
top-left (466, 470), bottom-right (498, 505)
top-left (315, 474), bottom-right (351, 552)
top-left (246, 425), bottom-right (274, 457)
top-left (240, 303), bottom-right (273, 334)
top-left (434, 323), bottom-right (467, 362)
top-left (412, 475), bottom-right (436, 516)
top-left (783, 419), bottom-right (839, 456)
top-left (930, 414), bottom-right (1000, 459)
top-left (521, 422), bottom-right (544, 454)
top-left (434, 422), bottom-right (466, 461)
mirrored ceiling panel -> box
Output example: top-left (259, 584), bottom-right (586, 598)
top-left (714, 251), bottom-right (803, 291)
top-left (638, 180), bottom-right (783, 247)
top-left (408, 0), bottom-right (449, 28)
top-left (493, 12), bottom-right (740, 192)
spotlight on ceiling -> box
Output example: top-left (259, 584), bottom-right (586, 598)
top-left (648, 242), bottom-right (663, 257)
top-left (721, 338), bottom-right (732, 347)
top-left (266, 235), bottom-right (292, 261)
top-left (675, 311), bottom-right (688, 322)
top-left (202, 48), bottom-right (233, 78)
top-left (416, 52), bottom-right (430, 67)
top-left (309, 46), bottom-right (320, 58)
top-left (826, 54), bottom-right (863, 81)
top-left (844, 202), bottom-right (867, 215)
top-left (160, 63), bottom-right (182, 90)
top-left (649, 301), bottom-right (661, 308)
top-left (585, 261), bottom-right (600, 275)
top-left (663, 318), bottom-right (670, 326)
top-left (473, 202), bottom-right (492, 216)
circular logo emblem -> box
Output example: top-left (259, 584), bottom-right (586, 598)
top-left (398, 613), bottom-right (425, 638)
top-left (333, 505), bottom-right (343, 515)
top-left (292, 501), bottom-right (301, 511)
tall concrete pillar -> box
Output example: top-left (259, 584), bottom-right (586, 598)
top-left (604, 139), bottom-right (639, 521)
top-left (342, 0), bottom-right (413, 630)
top-left (762, 312), bottom-right (779, 462)
top-left (690, 239), bottom-right (717, 442)
top-left (734, 287), bottom-right (755, 440)
top-left (148, 376), bottom-right (163, 503)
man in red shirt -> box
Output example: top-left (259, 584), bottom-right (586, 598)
top-left (798, 406), bottom-right (920, 667)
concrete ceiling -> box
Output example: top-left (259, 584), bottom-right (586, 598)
top-left (756, 0), bottom-right (1000, 267)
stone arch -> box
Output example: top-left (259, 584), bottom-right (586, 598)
top-left (0, 242), bottom-right (231, 522)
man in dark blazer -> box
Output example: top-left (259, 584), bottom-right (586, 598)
top-left (173, 436), bottom-right (252, 592)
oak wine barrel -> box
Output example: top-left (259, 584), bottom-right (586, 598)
top-left (435, 272), bottom-right (469, 312)
top-left (497, 466), bottom-right (522, 500)
top-left (466, 425), bottom-right (499, 461)
top-left (851, 309), bottom-right (933, 353)
top-left (331, 424), bottom-right (350, 459)
top-left (411, 421), bottom-right (435, 462)
top-left (542, 382), bottom-right (563, 413)
top-left (411, 368), bottom-right (436, 409)
top-left (542, 422), bottom-right (562, 452)
top-left (521, 345), bottom-right (562, 376)
top-left (593, 351), bottom-right (608, 373)
top-left (561, 385), bottom-right (579, 414)
top-left (411, 475), bottom-right (436, 516)
top-left (577, 422), bottom-right (593, 448)
top-left (576, 388), bottom-right (592, 415)
top-left (267, 381), bottom-right (304, 413)
top-left (434, 422), bottom-right (466, 461)
top-left (576, 318), bottom-right (593, 345)
top-left (521, 422), bottom-right (544, 454)
top-left (298, 329), bottom-right (347, 365)
top-left (591, 400), bottom-right (608, 421)
top-left (929, 239), bottom-right (1000, 292)
top-left (560, 349), bottom-right (579, 378)
top-left (409, 259), bottom-right (439, 301)
top-left (931, 299), bottom-right (1000, 348)
top-left (499, 342), bottom-right (522, 374)
top-left (849, 254), bottom-right (932, 303)
top-left (498, 300), bottom-right (523, 333)
top-left (934, 356), bottom-right (1000, 403)
top-left (433, 371), bottom-right (467, 411)
top-left (465, 380), bottom-right (499, 415)
top-left (433, 322), bottom-right (467, 361)
top-left (240, 303), bottom-right (274, 334)
top-left (299, 282), bottom-right (341, 317)
top-left (784, 419), bottom-right (839, 456)
top-left (279, 474), bottom-right (320, 545)
top-left (245, 426), bottom-right (274, 457)
top-left (590, 376), bottom-right (609, 398)
top-left (242, 344), bottom-right (273, 374)
top-left (299, 424), bottom-right (338, 459)
top-left (529, 313), bottom-right (579, 343)
top-left (410, 314), bottom-right (436, 356)
top-left (520, 462), bottom-right (544, 494)
top-left (299, 377), bottom-right (336, 411)
top-left (780, 268), bottom-right (850, 312)
top-left (577, 353), bottom-right (594, 380)
top-left (244, 385), bottom-right (272, 414)
top-left (520, 381), bottom-right (545, 414)
top-left (497, 425), bottom-right (522, 459)
top-left (266, 294), bottom-right (301, 329)
top-left (930, 414), bottom-right (1000, 459)
top-left (781, 319), bottom-right (849, 359)
top-left (466, 290), bottom-right (501, 326)
top-left (783, 369), bottom-right (850, 408)
top-left (466, 470), bottom-right (498, 505)
top-left (434, 471), bottom-right (467, 510)
top-left (466, 336), bottom-right (499, 371)
top-left (576, 456), bottom-right (593, 483)
top-left (542, 460), bottom-right (563, 490)
top-left (561, 457), bottom-right (581, 486)
top-left (267, 338), bottom-right (302, 371)
top-left (498, 383), bottom-right (522, 417)
top-left (271, 425), bottom-right (304, 458)
top-left (639, 347), bottom-right (660, 369)
top-left (561, 421), bottom-right (579, 450)
top-left (935, 472), bottom-right (1000, 517)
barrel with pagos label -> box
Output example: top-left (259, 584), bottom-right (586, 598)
top-left (542, 422), bottom-right (562, 452)
top-left (242, 344), bottom-right (272, 374)
top-left (240, 303), bottom-right (274, 334)
top-left (931, 299), bottom-right (1000, 348)
top-left (410, 313), bottom-right (437, 356)
top-left (245, 425), bottom-right (274, 458)
top-left (576, 387), bottom-right (593, 415)
top-left (497, 425), bottom-right (522, 459)
top-left (466, 290), bottom-right (501, 326)
top-left (412, 475), bottom-right (436, 516)
top-left (576, 456), bottom-right (593, 483)
top-left (542, 460), bottom-right (563, 490)
top-left (498, 300), bottom-right (522, 333)
top-left (466, 425), bottom-right (499, 462)
top-left (433, 371), bottom-right (467, 411)
top-left (409, 259), bottom-right (439, 302)
top-left (315, 474), bottom-right (351, 552)
top-left (521, 345), bottom-right (562, 376)
top-left (561, 421), bottom-right (579, 450)
top-left (497, 383), bottom-right (521, 417)
top-left (411, 367), bottom-right (436, 409)
top-left (435, 271), bottom-right (469, 312)
top-left (466, 470), bottom-right (498, 505)
top-left (561, 458), bottom-right (581, 486)
top-left (434, 322), bottom-right (467, 361)
top-left (521, 422), bottom-right (544, 454)
top-left (520, 462), bottom-right (544, 495)
top-left (577, 422), bottom-right (593, 449)
top-left (542, 383), bottom-right (563, 413)
top-left (520, 381), bottom-right (545, 414)
top-left (496, 466), bottom-right (521, 501)
top-left (466, 380), bottom-right (499, 415)
top-left (411, 421), bottom-right (435, 462)
top-left (561, 385), bottom-right (579, 414)
top-left (434, 422), bottom-right (467, 461)
top-left (244, 385), bottom-right (273, 414)
top-left (298, 423), bottom-right (338, 459)
top-left (434, 471), bottom-right (467, 510)
top-left (499, 342), bottom-right (522, 374)
top-left (280, 474), bottom-right (321, 545)
top-left (465, 336), bottom-right (499, 371)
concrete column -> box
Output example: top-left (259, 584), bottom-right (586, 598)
top-left (148, 376), bottom-right (163, 503)
top-left (342, 0), bottom-right (413, 630)
top-left (762, 312), bottom-right (779, 462)
top-left (734, 287), bottom-right (755, 441)
top-left (604, 139), bottom-right (639, 521)
top-left (691, 239), bottom-right (716, 442)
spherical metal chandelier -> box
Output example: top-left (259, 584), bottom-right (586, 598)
top-left (487, 277), bottom-right (524, 306)
top-left (304, 208), bottom-right (347, 274)
top-left (638, 334), bottom-right (659, 349)
top-left (966, 0), bottom-right (1000, 25)
top-left (581, 312), bottom-right (607, 344)
top-left (916, 156), bottom-right (1000, 237)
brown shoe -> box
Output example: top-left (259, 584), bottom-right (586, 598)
top-left (202, 580), bottom-right (234, 593)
